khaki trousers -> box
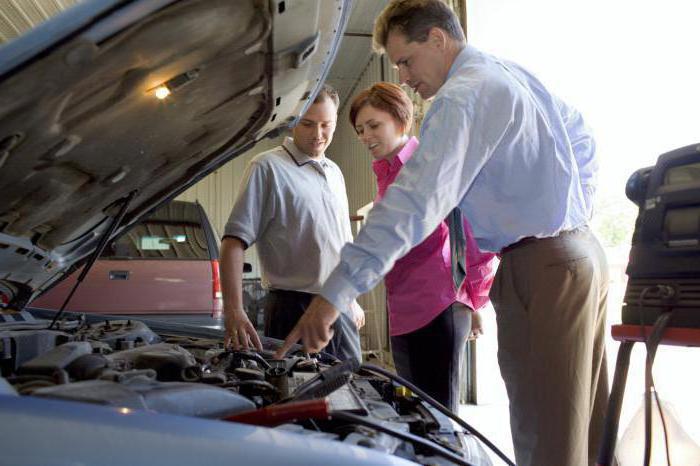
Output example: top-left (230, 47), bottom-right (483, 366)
top-left (490, 228), bottom-right (609, 466)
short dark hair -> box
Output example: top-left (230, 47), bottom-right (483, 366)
top-left (313, 84), bottom-right (340, 108)
top-left (373, 0), bottom-right (465, 53)
top-left (349, 82), bottom-right (413, 133)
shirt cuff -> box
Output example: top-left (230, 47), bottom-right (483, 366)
top-left (222, 225), bottom-right (255, 249)
top-left (320, 267), bottom-right (360, 317)
top-left (222, 235), bottom-right (250, 249)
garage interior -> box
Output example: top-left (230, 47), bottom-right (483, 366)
top-left (1, 0), bottom-right (698, 464)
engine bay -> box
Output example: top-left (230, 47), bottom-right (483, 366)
top-left (0, 311), bottom-right (492, 466)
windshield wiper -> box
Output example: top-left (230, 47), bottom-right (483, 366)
top-left (48, 190), bottom-right (137, 330)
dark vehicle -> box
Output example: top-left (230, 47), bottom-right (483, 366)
top-left (0, 1), bottom-right (495, 465)
top-left (31, 200), bottom-right (224, 326)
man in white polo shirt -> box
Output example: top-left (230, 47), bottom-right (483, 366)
top-left (219, 85), bottom-right (363, 362)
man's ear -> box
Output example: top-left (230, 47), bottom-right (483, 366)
top-left (427, 27), bottom-right (448, 50)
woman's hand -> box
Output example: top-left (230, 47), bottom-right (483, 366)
top-left (469, 311), bottom-right (484, 340)
top-left (350, 302), bottom-right (366, 329)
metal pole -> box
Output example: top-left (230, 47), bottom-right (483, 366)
top-left (456, 0), bottom-right (468, 39)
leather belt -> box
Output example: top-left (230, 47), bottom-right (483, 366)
top-left (500, 236), bottom-right (539, 254)
top-left (268, 289), bottom-right (316, 298)
top-left (500, 226), bottom-right (589, 255)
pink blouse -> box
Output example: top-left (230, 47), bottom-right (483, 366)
top-left (372, 137), bottom-right (496, 336)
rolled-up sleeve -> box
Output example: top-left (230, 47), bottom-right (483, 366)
top-left (321, 85), bottom-right (514, 312)
top-left (223, 161), bottom-right (271, 248)
top-left (557, 99), bottom-right (598, 217)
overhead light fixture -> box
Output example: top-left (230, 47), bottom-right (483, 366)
top-left (149, 69), bottom-right (200, 100)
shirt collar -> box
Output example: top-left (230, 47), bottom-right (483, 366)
top-left (446, 45), bottom-right (479, 81)
top-left (282, 137), bottom-right (328, 167)
top-left (372, 136), bottom-right (419, 176)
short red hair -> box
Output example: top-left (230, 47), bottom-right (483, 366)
top-left (349, 82), bottom-right (414, 134)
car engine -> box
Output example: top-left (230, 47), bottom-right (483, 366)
top-left (0, 311), bottom-right (492, 466)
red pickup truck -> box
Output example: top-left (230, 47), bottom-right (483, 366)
top-left (31, 200), bottom-right (223, 327)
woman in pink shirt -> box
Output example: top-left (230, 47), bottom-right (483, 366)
top-left (350, 82), bottom-right (495, 412)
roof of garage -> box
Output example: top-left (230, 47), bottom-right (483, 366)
top-left (326, 0), bottom-right (389, 106)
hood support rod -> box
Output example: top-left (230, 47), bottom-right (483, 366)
top-left (48, 190), bottom-right (138, 330)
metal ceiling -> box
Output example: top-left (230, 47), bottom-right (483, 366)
top-left (0, 0), bottom-right (83, 42)
top-left (0, 0), bottom-right (387, 105)
top-left (326, 0), bottom-right (389, 103)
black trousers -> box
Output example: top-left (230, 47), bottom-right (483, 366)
top-left (264, 289), bottom-right (361, 362)
top-left (390, 302), bottom-right (471, 413)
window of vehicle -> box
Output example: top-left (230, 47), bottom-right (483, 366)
top-left (102, 201), bottom-right (211, 260)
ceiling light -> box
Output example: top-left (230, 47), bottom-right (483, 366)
top-left (154, 86), bottom-right (171, 100)
top-left (149, 69), bottom-right (199, 100)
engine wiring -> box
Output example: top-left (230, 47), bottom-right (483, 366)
top-left (331, 411), bottom-right (477, 466)
top-left (360, 363), bottom-right (516, 466)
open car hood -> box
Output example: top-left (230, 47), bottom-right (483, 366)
top-left (0, 0), bottom-right (351, 307)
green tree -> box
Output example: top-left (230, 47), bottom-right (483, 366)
top-left (591, 195), bottom-right (637, 248)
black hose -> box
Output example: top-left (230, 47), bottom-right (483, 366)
top-left (638, 285), bottom-right (675, 466)
top-left (360, 363), bottom-right (515, 466)
top-left (643, 311), bottom-right (673, 466)
top-left (331, 411), bottom-right (475, 466)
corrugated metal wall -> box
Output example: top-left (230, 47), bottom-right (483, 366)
top-left (177, 136), bottom-right (283, 276)
top-left (0, 0), bottom-right (84, 43)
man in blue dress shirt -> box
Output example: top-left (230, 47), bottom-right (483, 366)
top-left (277, 1), bottom-right (609, 465)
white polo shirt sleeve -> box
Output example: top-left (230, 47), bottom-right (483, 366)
top-left (223, 160), bottom-right (274, 248)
